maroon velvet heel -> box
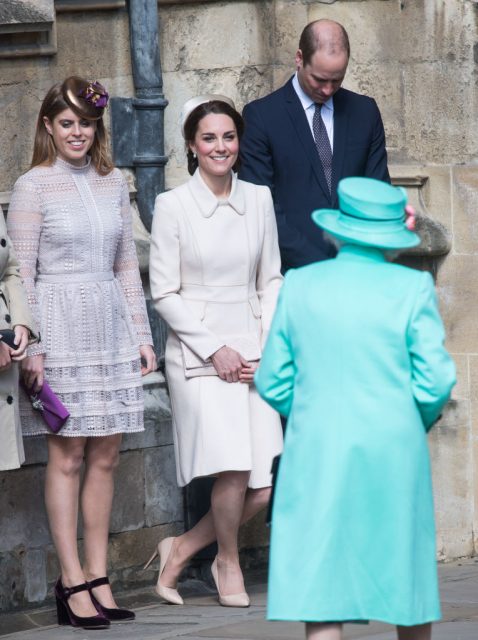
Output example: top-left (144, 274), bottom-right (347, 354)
top-left (55, 595), bottom-right (70, 625)
top-left (88, 576), bottom-right (135, 621)
top-left (54, 578), bottom-right (110, 629)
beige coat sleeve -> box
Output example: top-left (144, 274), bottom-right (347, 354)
top-left (149, 192), bottom-right (225, 361)
top-left (0, 215), bottom-right (38, 341)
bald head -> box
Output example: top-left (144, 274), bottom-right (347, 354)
top-left (295, 20), bottom-right (349, 104)
top-left (298, 19), bottom-right (350, 66)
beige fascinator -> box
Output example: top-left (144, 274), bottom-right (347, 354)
top-left (180, 94), bottom-right (236, 136)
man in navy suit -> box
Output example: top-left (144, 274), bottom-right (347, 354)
top-left (239, 19), bottom-right (390, 270)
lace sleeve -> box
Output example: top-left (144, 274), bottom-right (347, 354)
top-left (7, 173), bottom-right (46, 356)
top-left (114, 176), bottom-right (153, 346)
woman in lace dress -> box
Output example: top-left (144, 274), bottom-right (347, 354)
top-left (8, 77), bottom-right (156, 629)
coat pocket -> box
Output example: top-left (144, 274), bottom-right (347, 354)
top-left (248, 296), bottom-right (262, 319)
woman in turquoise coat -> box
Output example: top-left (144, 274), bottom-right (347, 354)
top-left (255, 177), bottom-right (456, 640)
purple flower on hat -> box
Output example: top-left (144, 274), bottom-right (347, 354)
top-left (80, 81), bottom-right (109, 108)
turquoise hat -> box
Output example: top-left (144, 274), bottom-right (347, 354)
top-left (312, 177), bottom-right (420, 249)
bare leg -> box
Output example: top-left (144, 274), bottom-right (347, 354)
top-left (160, 484), bottom-right (271, 589)
top-left (211, 471), bottom-right (250, 595)
top-left (397, 623), bottom-right (432, 640)
top-left (306, 623), bottom-right (343, 640)
top-left (81, 434), bottom-right (122, 609)
top-left (45, 435), bottom-right (97, 617)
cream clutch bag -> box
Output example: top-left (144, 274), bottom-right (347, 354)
top-left (181, 333), bottom-right (262, 378)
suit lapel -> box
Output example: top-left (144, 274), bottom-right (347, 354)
top-left (283, 80), bottom-right (331, 202)
top-left (331, 89), bottom-right (348, 207)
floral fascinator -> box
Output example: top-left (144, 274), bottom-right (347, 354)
top-left (63, 76), bottom-right (109, 121)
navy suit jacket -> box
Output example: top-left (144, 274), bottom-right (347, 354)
top-left (239, 78), bottom-right (390, 270)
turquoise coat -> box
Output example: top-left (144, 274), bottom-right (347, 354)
top-left (255, 244), bottom-right (456, 626)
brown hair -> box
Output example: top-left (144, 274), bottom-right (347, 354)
top-left (183, 100), bottom-right (244, 176)
top-left (31, 76), bottom-right (114, 175)
top-left (299, 20), bottom-right (350, 66)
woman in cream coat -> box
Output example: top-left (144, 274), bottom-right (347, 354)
top-left (0, 214), bottom-right (37, 471)
top-left (148, 96), bottom-right (283, 607)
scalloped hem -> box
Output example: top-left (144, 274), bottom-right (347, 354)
top-left (23, 426), bottom-right (145, 438)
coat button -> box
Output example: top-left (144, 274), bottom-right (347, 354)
top-left (7, 396), bottom-right (13, 404)
top-left (0, 239), bottom-right (6, 247)
top-left (5, 314), bottom-right (11, 323)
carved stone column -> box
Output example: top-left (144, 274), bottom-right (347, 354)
top-left (391, 175), bottom-right (452, 277)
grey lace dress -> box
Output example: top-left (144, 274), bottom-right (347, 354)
top-left (7, 157), bottom-right (153, 437)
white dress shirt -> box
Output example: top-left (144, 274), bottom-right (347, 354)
top-left (292, 72), bottom-right (334, 150)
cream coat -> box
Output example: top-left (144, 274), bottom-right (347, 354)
top-left (150, 170), bottom-right (283, 487)
top-left (0, 215), bottom-right (37, 471)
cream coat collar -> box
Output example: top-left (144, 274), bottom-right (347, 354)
top-left (188, 169), bottom-right (245, 218)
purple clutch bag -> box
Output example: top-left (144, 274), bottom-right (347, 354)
top-left (21, 380), bottom-right (70, 433)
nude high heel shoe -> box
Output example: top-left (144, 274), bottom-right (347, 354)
top-left (143, 537), bottom-right (184, 605)
top-left (210, 557), bottom-right (250, 608)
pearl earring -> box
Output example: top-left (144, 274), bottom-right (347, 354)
top-left (193, 152), bottom-right (197, 159)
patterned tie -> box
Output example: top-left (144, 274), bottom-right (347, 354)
top-left (313, 103), bottom-right (332, 193)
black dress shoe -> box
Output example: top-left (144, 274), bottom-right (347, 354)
top-left (55, 578), bottom-right (110, 629)
top-left (88, 576), bottom-right (135, 621)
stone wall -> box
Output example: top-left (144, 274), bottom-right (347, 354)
top-left (0, 0), bottom-right (477, 612)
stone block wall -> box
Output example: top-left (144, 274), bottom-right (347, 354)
top-left (0, 0), bottom-right (478, 612)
